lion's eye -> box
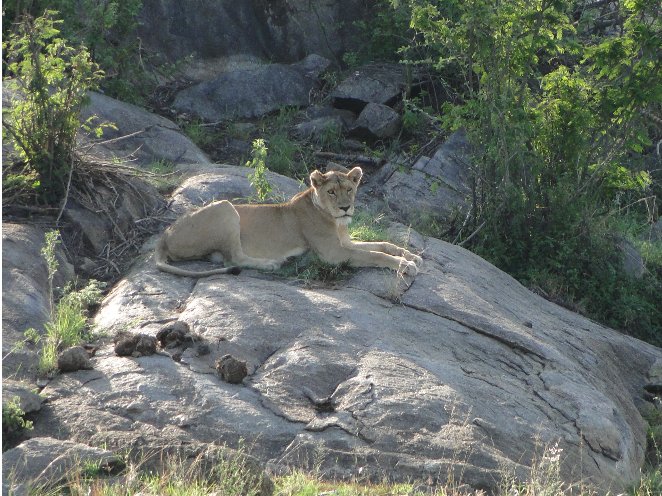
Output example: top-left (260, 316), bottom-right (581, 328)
top-left (347, 189), bottom-right (352, 194)
top-left (328, 190), bottom-right (336, 196)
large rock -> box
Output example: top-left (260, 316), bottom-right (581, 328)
top-left (350, 102), bottom-right (401, 140)
top-left (2, 380), bottom-right (44, 415)
top-left (27, 169), bottom-right (661, 494)
top-left (168, 165), bottom-right (304, 215)
top-left (375, 130), bottom-right (472, 226)
top-left (172, 55), bottom-right (331, 122)
top-left (2, 437), bottom-right (123, 496)
top-left (2, 224), bottom-right (74, 379)
top-left (137, 0), bottom-right (369, 65)
top-left (79, 92), bottom-right (211, 167)
top-left (331, 63), bottom-right (411, 112)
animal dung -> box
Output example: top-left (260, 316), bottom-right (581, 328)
top-left (156, 321), bottom-right (195, 349)
top-left (215, 354), bottom-right (248, 384)
top-left (114, 332), bottom-right (157, 357)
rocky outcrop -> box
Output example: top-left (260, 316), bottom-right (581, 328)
top-left (167, 164), bottom-right (304, 215)
top-left (2, 437), bottom-right (123, 496)
top-left (330, 63), bottom-right (412, 112)
top-left (23, 167), bottom-right (660, 495)
top-left (372, 130), bottom-right (472, 226)
top-left (137, 0), bottom-right (369, 65)
top-left (79, 92), bottom-right (211, 167)
top-left (172, 55), bottom-right (331, 122)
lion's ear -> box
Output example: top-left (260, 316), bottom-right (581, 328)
top-left (348, 166), bottom-right (363, 184)
top-left (310, 170), bottom-right (326, 188)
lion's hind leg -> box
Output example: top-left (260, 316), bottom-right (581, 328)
top-left (217, 202), bottom-right (282, 271)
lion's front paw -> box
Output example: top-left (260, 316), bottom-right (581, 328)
top-left (402, 250), bottom-right (423, 266)
top-left (399, 259), bottom-right (419, 276)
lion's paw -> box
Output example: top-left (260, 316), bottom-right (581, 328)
top-left (402, 250), bottom-right (423, 266)
top-left (399, 259), bottom-right (419, 276)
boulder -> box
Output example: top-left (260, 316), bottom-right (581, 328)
top-left (2, 224), bottom-right (74, 379)
top-left (172, 55), bottom-right (331, 122)
top-left (167, 165), bottom-right (303, 215)
top-left (2, 437), bottom-right (123, 496)
top-left (28, 168), bottom-right (661, 495)
top-left (79, 92), bottom-right (211, 168)
top-left (2, 380), bottom-right (43, 415)
top-left (350, 102), bottom-right (401, 140)
top-left (374, 130), bottom-right (472, 226)
top-left (57, 346), bottom-right (93, 372)
top-left (137, 0), bottom-right (370, 65)
top-left (331, 63), bottom-right (411, 112)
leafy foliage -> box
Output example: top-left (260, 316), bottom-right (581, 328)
top-left (246, 139), bottom-right (273, 202)
top-left (2, 397), bottom-right (34, 450)
top-left (2, 12), bottom-right (105, 204)
top-left (4, 0), bottom-right (145, 102)
top-left (394, 0), bottom-right (661, 342)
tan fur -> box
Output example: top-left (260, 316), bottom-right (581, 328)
top-left (155, 167), bottom-right (422, 277)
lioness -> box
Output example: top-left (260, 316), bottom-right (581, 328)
top-left (155, 166), bottom-right (422, 278)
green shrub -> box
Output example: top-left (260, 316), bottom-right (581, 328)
top-left (397, 0), bottom-right (661, 343)
top-left (2, 397), bottom-right (33, 450)
top-left (2, 11), bottom-right (105, 204)
top-left (246, 139), bottom-right (273, 202)
top-left (4, 1), bottom-right (146, 103)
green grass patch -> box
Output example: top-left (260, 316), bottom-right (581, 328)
top-left (32, 230), bottom-right (105, 375)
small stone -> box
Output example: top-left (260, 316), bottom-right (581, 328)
top-left (57, 346), bottom-right (93, 372)
top-left (523, 321), bottom-right (533, 328)
top-left (196, 344), bottom-right (211, 356)
top-left (215, 354), bottom-right (248, 384)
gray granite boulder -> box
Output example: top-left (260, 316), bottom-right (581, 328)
top-left (331, 63), bottom-right (411, 112)
top-left (2, 437), bottom-right (123, 496)
top-left (26, 167), bottom-right (661, 495)
top-left (137, 0), bottom-right (370, 64)
top-left (172, 55), bottom-right (331, 122)
top-left (350, 102), bottom-right (401, 140)
top-left (79, 92), bottom-right (211, 167)
top-left (375, 130), bottom-right (472, 226)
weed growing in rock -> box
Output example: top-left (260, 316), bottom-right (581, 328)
top-left (2, 397), bottom-right (33, 450)
top-left (246, 138), bottom-right (273, 202)
top-left (35, 230), bottom-right (104, 375)
top-left (349, 211), bottom-right (389, 242)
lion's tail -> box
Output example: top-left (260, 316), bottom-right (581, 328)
top-left (154, 236), bottom-right (242, 277)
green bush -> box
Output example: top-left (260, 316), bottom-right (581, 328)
top-left (2, 11), bottom-right (105, 204)
top-left (2, 397), bottom-right (33, 450)
top-left (4, 1), bottom-right (145, 102)
top-left (396, 0), bottom-right (661, 343)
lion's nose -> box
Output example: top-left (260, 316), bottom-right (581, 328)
top-left (339, 206), bottom-right (351, 212)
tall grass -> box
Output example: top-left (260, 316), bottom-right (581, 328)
top-left (34, 230), bottom-right (104, 375)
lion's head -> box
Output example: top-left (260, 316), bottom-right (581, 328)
top-left (310, 166), bottom-right (363, 226)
